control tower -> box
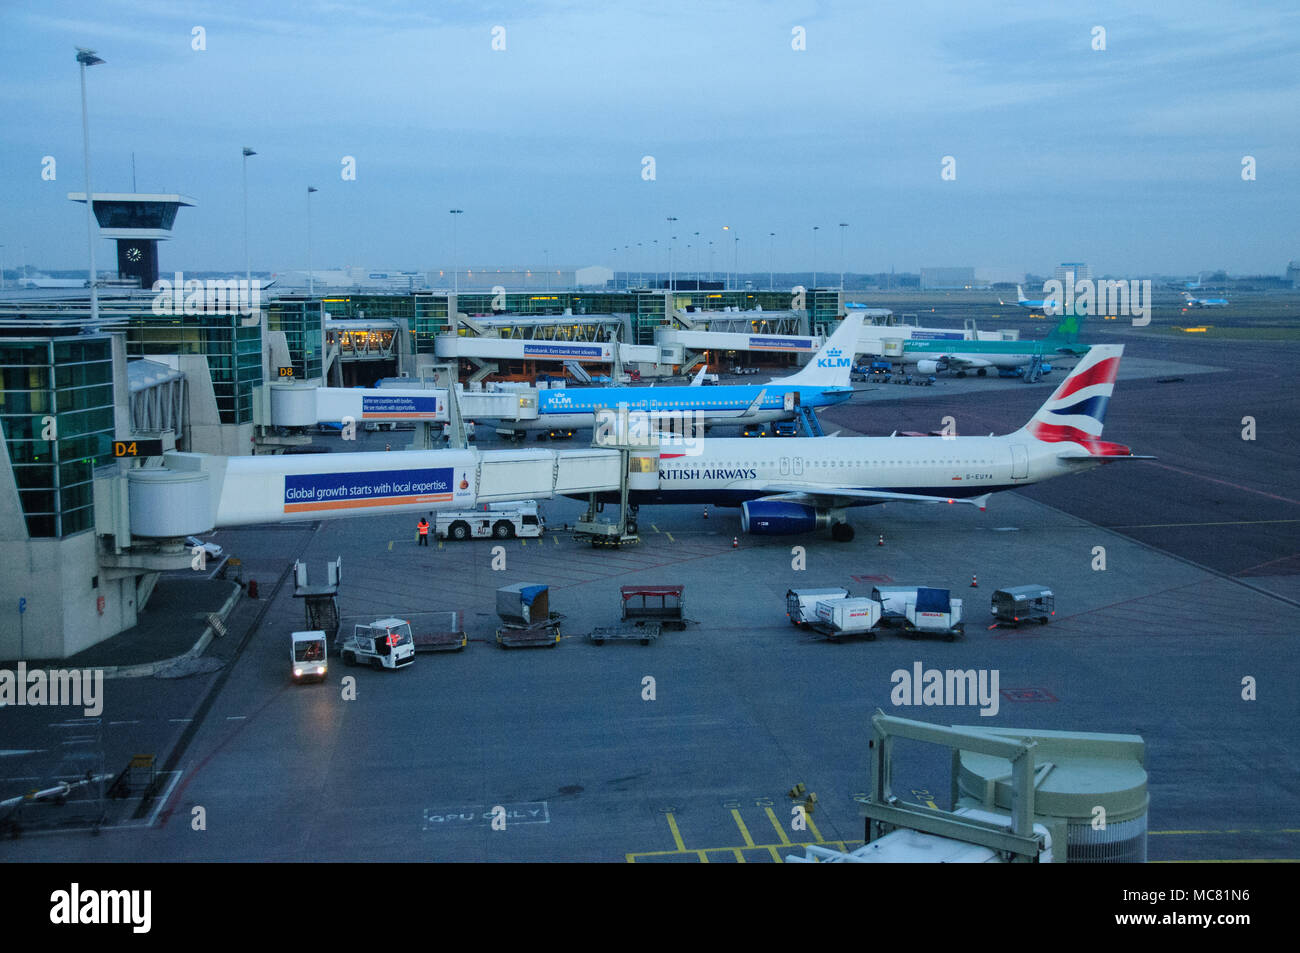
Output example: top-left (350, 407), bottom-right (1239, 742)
top-left (67, 192), bottom-right (196, 288)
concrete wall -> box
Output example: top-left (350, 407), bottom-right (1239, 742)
top-left (180, 353), bottom-right (255, 455)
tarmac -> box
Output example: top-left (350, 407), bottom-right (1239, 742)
top-left (2, 316), bottom-right (1297, 861)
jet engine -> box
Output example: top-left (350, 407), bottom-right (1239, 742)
top-left (916, 359), bottom-right (943, 375)
top-left (741, 500), bottom-right (849, 537)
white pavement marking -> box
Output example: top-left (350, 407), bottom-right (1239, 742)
top-left (109, 720), bottom-right (141, 726)
top-left (168, 718), bottom-right (193, 723)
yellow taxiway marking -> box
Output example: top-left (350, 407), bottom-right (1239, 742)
top-left (805, 813), bottom-right (823, 842)
top-left (665, 532), bottom-right (675, 543)
top-left (765, 807), bottom-right (792, 846)
top-left (731, 809), bottom-right (756, 848)
top-left (651, 524), bottom-right (660, 533)
top-left (553, 535), bottom-right (560, 546)
top-left (521, 538), bottom-right (526, 546)
top-left (387, 540), bottom-right (393, 551)
top-left (437, 541), bottom-right (443, 549)
top-left (665, 813), bottom-right (686, 851)
top-left (732, 848), bottom-right (744, 863)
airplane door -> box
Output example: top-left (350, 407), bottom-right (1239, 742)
top-left (780, 456), bottom-right (790, 476)
top-left (1011, 444), bottom-right (1029, 480)
top-left (793, 456), bottom-right (804, 476)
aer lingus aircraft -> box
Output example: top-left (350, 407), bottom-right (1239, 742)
top-left (609, 344), bottom-right (1149, 541)
top-left (896, 311), bottom-right (1089, 375)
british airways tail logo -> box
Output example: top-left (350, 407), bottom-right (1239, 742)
top-left (817, 346), bottom-right (851, 369)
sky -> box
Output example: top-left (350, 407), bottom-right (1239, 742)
top-left (1, 0), bottom-right (1298, 279)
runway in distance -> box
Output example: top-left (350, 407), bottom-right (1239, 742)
top-left (482, 311), bottom-right (865, 436)
top-left (596, 344), bottom-right (1149, 541)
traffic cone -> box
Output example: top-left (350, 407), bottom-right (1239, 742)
top-left (732, 536), bottom-right (738, 548)
top-left (703, 507), bottom-right (709, 519)
top-left (877, 534), bottom-right (884, 547)
top-left (970, 574), bottom-right (978, 588)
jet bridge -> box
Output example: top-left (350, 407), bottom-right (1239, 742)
top-left (265, 382), bottom-right (538, 429)
top-left (117, 445), bottom-right (627, 536)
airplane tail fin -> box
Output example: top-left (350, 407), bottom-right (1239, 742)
top-left (1044, 308), bottom-right (1086, 344)
top-left (770, 311), bottom-right (864, 388)
top-left (1016, 284), bottom-right (1028, 303)
top-left (1018, 344), bottom-right (1131, 454)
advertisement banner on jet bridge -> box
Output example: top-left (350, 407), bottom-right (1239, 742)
top-left (360, 393), bottom-right (444, 419)
top-left (523, 343), bottom-right (608, 360)
top-left (284, 466), bottom-right (464, 513)
top-left (749, 335), bottom-right (814, 351)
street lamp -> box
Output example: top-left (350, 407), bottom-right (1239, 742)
top-left (449, 209), bottom-right (463, 294)
top-left (76, 47), bottom-right (105, 321)
top-left (769, 232), bottom-right (776, 291)
top-left (307, 187), bottom-right (318, 295)
top-left (666, 216), bottom-right (677, 291)
top-left (721, 226), bottom-right (730, 288)
top-left (543, 246), bottom-right (548, 292)
top-left (812, 225), bottom-right (820, 288)
top-left (839, 222), bottom-right (849, 290)
top-left (242, 148), bottom-right (257, 286)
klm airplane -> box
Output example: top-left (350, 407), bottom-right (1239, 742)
top-left (485, 312), bottom-right (864, 435)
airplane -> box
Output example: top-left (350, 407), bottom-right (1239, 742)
top-left (482, 311), bottom-right (865, 437)
top-left (895, 311), bottom-right (1088, 375)
top-left (592, 344), bottom-right (1149, 541)
top-left (1015, 284), bottom-right (1060, 312)
top-left (1181, 291), bottom-right (1228, 308)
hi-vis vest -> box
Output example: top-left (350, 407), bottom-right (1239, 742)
top-left (417, 521), bottom-right (429, 535)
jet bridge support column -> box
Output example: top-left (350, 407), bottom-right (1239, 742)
top-left (573, 443), bottom-right (659, 546)
top-left (292, 557), bottom-right (342, 647)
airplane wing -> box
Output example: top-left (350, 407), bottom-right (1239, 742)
top-left (937, 354), bottom-right (994, 371)
top-left (689, 366), bottom-right (707, 386)
top-left (724, 479), bottom-right (992, 510)
top-left (737, 388), bottom-right (768, 418)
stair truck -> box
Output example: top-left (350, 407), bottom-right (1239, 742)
top-left (340, 617), bottom-right (416, 669)
top-left (291, 630), bottom-right (329, 683)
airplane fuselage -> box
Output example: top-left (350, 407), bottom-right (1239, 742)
top-left (492, 383), bottom-right (853, 432)
top-left (587, 433), bottom-right (1095, 506)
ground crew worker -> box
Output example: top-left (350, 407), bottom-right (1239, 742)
top-left (417, 518), bottom-right (430, 545)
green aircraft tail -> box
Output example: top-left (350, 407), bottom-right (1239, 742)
top-left (1045, 310), bottom-right (1088, 353)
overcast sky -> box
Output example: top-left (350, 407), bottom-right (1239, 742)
top-left (2, 0), bottom-right (1297, 279)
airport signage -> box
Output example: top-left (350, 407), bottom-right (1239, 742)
top-left (284, 466), bottom-right (463, 513)
top-left (113, 439), bottom-right (164, 457)
top-left (749, 335), bottom-right (814, 351)
top-left (523, 343), bottom-right (606, 360)
top-left (909, 331), bottom-right (965, 341)
top-left (278, 366), bottom-right (295, 377)
top-left (360, 394), bottom-right (443, 419)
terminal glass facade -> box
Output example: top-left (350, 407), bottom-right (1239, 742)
top-left (267, 299), bottom-right (324, 383)
top-left (0, 335), bottom-right (115, 537)
top-left (124, 312), bottom-right (262, 424)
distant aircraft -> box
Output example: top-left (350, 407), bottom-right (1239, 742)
top-left (1016, 284), bottom-right (1059, 312)
top-left (591, 345), bottom-right (1149, 542)
top-left (896, 311), bottom-right (1088, 375)
top-left (1181, 291), bottom-right (1228, 309)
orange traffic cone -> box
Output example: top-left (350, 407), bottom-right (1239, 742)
top-left (703, 507), bottom-right (709, 519)
top-left (732, 536), bottom-right (739, 548)
top-left (970, 574), bottom-right (978, 588)
top-left (877, 534), bottom-right (884, 547)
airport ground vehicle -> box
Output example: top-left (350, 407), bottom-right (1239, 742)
top-left (786, 587), bottom-right (850, 625)
top-left (991, 585), bottom-right (1054, 626)
top-left (772, 421), bottom-right (798, 437)
top-left (437, 501), bottom-right (543, 540)
top-left (495, 583), bottom-right (563, 647)
top-left (589, 585), bottom-right (687, 645)
top-left (537, 427), bottom-right (576, 441)
top-left (411, 611), bottom-right (468, 651)
top-left (291, 630), bottom-right (328, 682)
top-left (441, 421), bottom-right (476, 441)
top-left (339, 618), bottom-right (415, 669)
top-left (903, 588), bottom-right (964, 641)
top-left (742, 423), bottom-right (767, 437)
top-left (811, 597), bottom-right (882, 641)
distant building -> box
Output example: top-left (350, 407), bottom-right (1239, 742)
top-left (1054, 262), bottom-right (1091, 287)
top-left (920, 267), bottom-right (985, 290)
top-left (1286, 260), bottom-right (1300, 288)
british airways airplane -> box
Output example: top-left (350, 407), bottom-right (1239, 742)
top-left (602, 345), bottom-right (1149, 541)
top-left (485, 311), bottom-right (864, 435)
